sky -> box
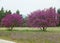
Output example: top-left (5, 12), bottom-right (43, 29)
top-left (0, 0), bottom-right (60, 16)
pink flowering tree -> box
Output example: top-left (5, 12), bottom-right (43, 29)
top-left (27, 7), bottom-right (58, 31)
top-left (1, 13), bottom-right (23, 31)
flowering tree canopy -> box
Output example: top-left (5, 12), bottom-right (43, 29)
top-left (1, 13), bottom-right (23, 30)
top-left (27, 7), bottom-right (58, 31)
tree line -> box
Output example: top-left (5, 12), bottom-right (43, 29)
top-left (0, 7), bottom-right (60, 31)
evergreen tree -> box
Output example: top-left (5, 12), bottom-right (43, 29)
top-left (16, 10), bottom-right (20, 14)
top-left (57, 8), bottom-right (60, 26)
top-left (57, 8), bottom-right (60, 14)
top-left (5, 10), bottom-right (12, 14)
top-left (0, 7), bottom-right (5, 23)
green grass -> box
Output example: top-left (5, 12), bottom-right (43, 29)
top-left (0, 27), bottom-right (60, 43)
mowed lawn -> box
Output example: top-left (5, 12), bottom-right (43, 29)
top-left (0, 27), bottom-right (60, 43)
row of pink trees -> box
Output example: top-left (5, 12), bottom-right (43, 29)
top-left (0, 7), bottom-right (60, 31)
top-left (27, 7), bottom-right (59, 31)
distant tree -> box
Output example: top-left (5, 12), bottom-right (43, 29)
top-left (0, 7), bottom-right (5, 19)
top-left (57, 8), bottom-right (60, 14)
top-left (27, 7), bottom-right (58, 31)
top-left (0, 7), bottom-right (4, 12)
top-left (1, 13), bottom-right (23, 31)
top-left (0, 7), bottom-right (5, 25)
top-left (5, 10), bottom-right (12, 14)
top-left (8, 10), bottom-right (12, 14)
top-left (16, 10), bottom-right (20, 14)
top-left (5, 10), bottom-right (8, 13)
top-left (57, 8), bottom-right (60, 26)
top-left (23, 17), bottom-right (28, 27)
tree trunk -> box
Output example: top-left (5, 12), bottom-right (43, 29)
top-left (42, 27), bottom-right (46, 31)
top-left (8, 27), bottom-right (13, 31)
top-left (10, 27), bottom-right (13, 31)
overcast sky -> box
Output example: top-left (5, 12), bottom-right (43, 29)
top-left (0, 0), bottom-right (60, 16)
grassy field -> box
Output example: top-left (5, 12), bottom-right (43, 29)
top-left (0, 27), bottom-right (60, 43)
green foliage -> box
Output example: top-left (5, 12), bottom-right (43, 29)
top-left (5, 10), bottom-right (12, 14)
top-left (57, 8), bottom-right (60, 26)
top-left (8, 10), bottom-right (12, 14)
top-left (0, 7), bottom-right (5, 22)
top-left (16, 10), bottom-right (20, 14)
top-left (0, 7), bottom-right (4, 18)
top-left (22, 17), bottom-right (28, 27)
top-left (57, 8), bottom-right (60, 14)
